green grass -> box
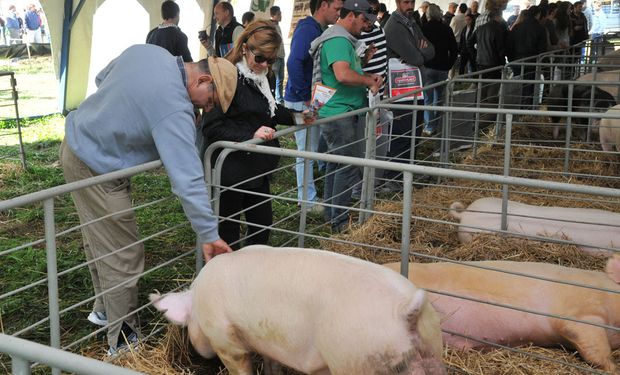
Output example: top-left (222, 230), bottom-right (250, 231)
top-left (0, 116), bottom-right (200, 368)
top-left (0, 56), bottom-right (58, 118)
top-left (0, 115), bottom-right (331, 373)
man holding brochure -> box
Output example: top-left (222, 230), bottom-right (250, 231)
top-left (383, 0), bottom-right (435, 190)
top-left (309, 0), bottom-right (382, 233)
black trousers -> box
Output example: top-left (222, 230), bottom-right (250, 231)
top-left (384, 105), bottom-right (425, 181)
top-left (459, 53), bottom-right (476, 75)
top-left (218, 178), bottom-right (272, 251)
top-left (520, 67), bottom-right (536, 109)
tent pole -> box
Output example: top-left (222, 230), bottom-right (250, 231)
top-left (58, 0), bottom-right (86, 114)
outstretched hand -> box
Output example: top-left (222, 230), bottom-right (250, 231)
top-left (202, 239), bottom-right (233, 262)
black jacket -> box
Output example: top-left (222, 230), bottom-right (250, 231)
top-left (460, 24), bottom-right (475, 56)
top-left (468, 19), bottom-right (508, 67)
top-left (146, 26), bottom-right (192, 62)
top-left (506, 17), bottom-right (548, 61)
top-left (215, 17), bottom-right (243, 57)
top-left (203, 71), bottom-right (294, 188)
top-left (422, 20), bottom-right (458, 71)
top-left (570, 12), bottom-right (588, 44)
top-left (544, 18), bottom-right (559, 48)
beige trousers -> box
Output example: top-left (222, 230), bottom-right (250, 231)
top-left (59, 140), bottom-right (143, 348)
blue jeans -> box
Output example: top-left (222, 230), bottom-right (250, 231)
top-left (285, 101), bottom-right (321, 204)
top-left (321, 115), bottom-right (364, 228)
top-left (273, 57), bottom-right (285, 103)
top-left (423, 68), bottom-right (448, 132)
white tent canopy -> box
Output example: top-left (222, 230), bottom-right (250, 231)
top-left (39, 0), bottom-right (220, 111)
top-left (39, 0), bottom-right (275, 112)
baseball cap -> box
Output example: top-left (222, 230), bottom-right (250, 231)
top-left (207, 56), bottom-right (237, 113)
top-left (343, 0), bottom-right (378, 23)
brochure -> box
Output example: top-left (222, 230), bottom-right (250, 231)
top-left (388, 58), bottom-right (424, 101)
top-left (311, 83), bottom-right (337, 111)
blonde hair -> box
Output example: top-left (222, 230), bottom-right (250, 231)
top-left (226, 20), bottom-right (282, 66)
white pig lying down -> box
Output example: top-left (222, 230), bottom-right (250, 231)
top-left (449, 197), bottom-right (620, 256)
top-left (150, 245), bottom-right (446, 375)
top-left (384, 257), bottom-right (620, 372)
top-left (600, 104), bottom-right (620, 153)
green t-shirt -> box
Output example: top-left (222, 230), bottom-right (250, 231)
top-left (318, 37), bottom-right (367, 118)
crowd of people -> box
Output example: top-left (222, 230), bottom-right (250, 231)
top-left (0, 3), bottom-right (47, 45)
top-left (62, 0), bottom-right (611, 358)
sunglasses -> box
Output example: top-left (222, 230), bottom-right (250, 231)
top-left (247, 46), bottom-right (277, 65)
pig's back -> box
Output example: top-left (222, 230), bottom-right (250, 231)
top-left (409, 261), bottom-right (618, 347)
top-left (200, 246), bottom-right (416, 302)
top-left (192, 246), bottom-right (422, 373)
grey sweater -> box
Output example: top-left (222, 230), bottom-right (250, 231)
top-left (64, 44), bottom-right (219, 243)
top-left (384, 10), bottom-right (435, 68)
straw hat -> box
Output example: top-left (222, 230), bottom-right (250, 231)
top-left (207, 56), bottom-right (237, 113)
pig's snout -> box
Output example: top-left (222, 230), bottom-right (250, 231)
top-left (449, 202), bottom-right (466, 221)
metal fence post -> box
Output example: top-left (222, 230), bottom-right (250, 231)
top-left (501, 114), bottom-right (513, 232)
top-left (43, 198), bottom-right (61, 375)
top-left (533, 57), bottom-right (542, 107)
top-left (360, 109), bottom-right (377, 223)
top-left (298, 127), bottom-right (313, 246)
top-left (494, 68), bottom-right (507, 142)
top-left (563, 84), bottom-right (574, 175)
top-left (9, 74), bottom-right (26, 169)
top-left (11, 356), bottom-right (31, 375)
top-left (399, 172), bottom-right (414, 278)
top-left (586, 66), bottom-right (598, 143)
top-left (410, 107), bottom-right (419, 168)
top-left (473, 74), bottom-right (483, 158)
top-left (440, 82), bottom-right (453, 168)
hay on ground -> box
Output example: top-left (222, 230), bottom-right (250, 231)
top-left (113, 325), bottom-right (618, 374)
top-left (114, 120), bottom-right (620, 374)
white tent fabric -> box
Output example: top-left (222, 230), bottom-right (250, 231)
top-left (40, 0), bottom-right (218, 111)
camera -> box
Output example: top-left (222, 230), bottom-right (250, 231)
top-left (198, 30), bottom-right (208, 41)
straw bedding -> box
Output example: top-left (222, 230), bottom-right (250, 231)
top-left (113, 120), bottom-right (619, 374)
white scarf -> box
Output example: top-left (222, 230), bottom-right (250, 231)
top-left (236, 58), bottom-right (277, 117)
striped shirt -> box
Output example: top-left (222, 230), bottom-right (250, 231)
top-left (359, 24), bottom-right (387, 98)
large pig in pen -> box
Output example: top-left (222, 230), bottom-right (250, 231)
top-left (105, 126), bottom-right (620, 375)
top-left (100, 54), bottom-right (620, 375)
top-left (316, 128), bottom-right (620, 374)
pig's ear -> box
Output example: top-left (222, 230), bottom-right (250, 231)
top-left (605, 255), bottom-right (620, 284)
top-left (149, 291), bottom-right (192, 326)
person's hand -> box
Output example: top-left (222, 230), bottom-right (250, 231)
top-left (302, 110), bottom-right (317, 125)
top-left (200, 38), bottom-right (211, 49)
top-left (254, 126), bottom-right (276, 140)
top-left (202, 239), bottom-right (232, 262)
top-left (364, 43), bottom-right (377, 64)
top-left (367, 74), bottom-right (383, 95)
top-left (419, 39), bottom-right (428, 49)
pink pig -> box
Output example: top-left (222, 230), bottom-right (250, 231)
top-left (151, 245), bottom-right (446, 375)
top-left (384, 257), bottom-right (620, 372)
top-left (600, 105), bottom-right (620, 153)
top-left (449, 197), bottom-right (620, 256)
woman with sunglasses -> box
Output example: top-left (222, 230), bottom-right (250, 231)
top-left (203, 20), bottom-right (304, 250)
